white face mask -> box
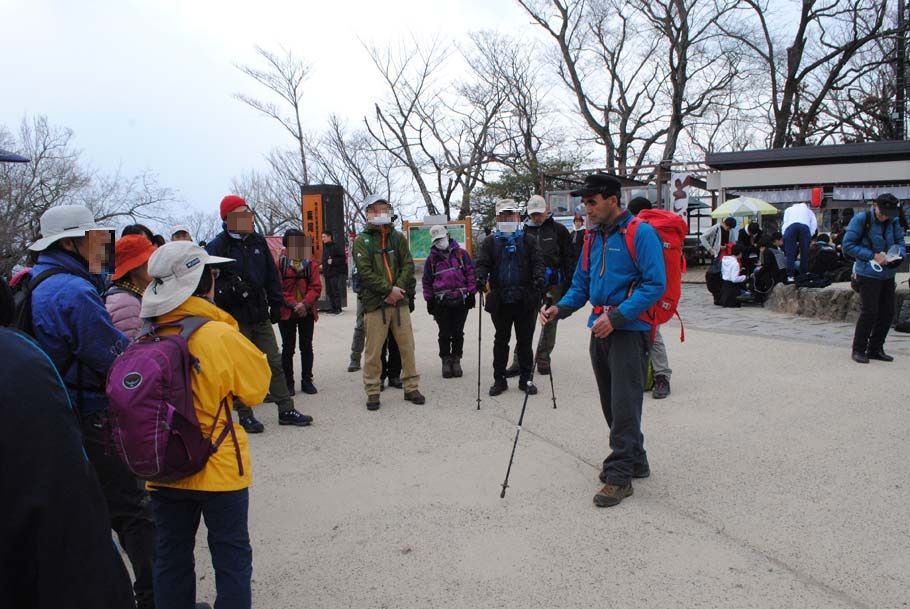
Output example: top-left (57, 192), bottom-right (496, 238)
top-left (432, 239), bottom-right (448, 250)
top-left (370, 213), bottom-right (391, 226)
top-left (525, 218), bottom-right (541, 227)
top-left (497, 221), bottom-right (519, 234)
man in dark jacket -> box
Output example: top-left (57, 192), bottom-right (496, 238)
top-left (26, 205), bottom-right (155, 609)
top-left (1, 278), bottom-right (136, 609)
top-left (352, 194), bottom-right (425, 411)
top-left (475, 198), bottom-right (546, 396)
top-left (509, 194), bottom-right (573, 376)
top-left (321, 230), bottom-right (347, 314)
top-left (206, 195), bottom-right (313, 432)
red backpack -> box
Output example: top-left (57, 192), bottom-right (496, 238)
top-left (582, 209), bottom-right (688, 341)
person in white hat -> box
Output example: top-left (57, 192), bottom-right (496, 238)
top-left (139, 241), bottom-right (271, 609)
top-left (504, 194), bottom-right (573, 377)
top-left (422, 223), bottom-right (477, 378)
top-left (474, 199), bottom-right (546, 396)
top-left (169, 224), bottom-right (193, 242)
top-left (26, 205), bottom-right (157, 609)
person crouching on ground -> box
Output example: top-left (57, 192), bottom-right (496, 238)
top-left (353, 194), bottom-right (425, 411)
top-left (278, 229), bottom-right (322, 396)
top-left (422, 224), bottom-right (477, 378)
top-left (141, 241), bottom-right (271, 609)
top-left (474, 198), bottom-right (545, 396)
top-left (720, 244), bottom-right (748, 308)
top-left (540, 173), bottom-right (665, 508)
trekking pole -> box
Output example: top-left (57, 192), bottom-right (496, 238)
top-left (500, 381), bottom-right (532, 498)
top-left (476, 291), bottom-right (484, 410)
top-left (543, 296), bottom-right (558, 410)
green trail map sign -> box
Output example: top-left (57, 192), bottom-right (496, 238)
top-left (404, 221), bottom-right (473, 260)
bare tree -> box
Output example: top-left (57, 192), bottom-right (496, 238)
top-left (230, 169), bottom-right (297, 235)
top-left (165, 210), bottom-right (222, 243)
top-left (721, 0), bottom-right (893, 147)
top-left (517, 0), bottom-right (668, 178)
top-left (80, 168), bottom-right (174, 225)
top-left (363, 37), bottom-right (448, 215)
top-left (235, 45), bottom-right (312, 185)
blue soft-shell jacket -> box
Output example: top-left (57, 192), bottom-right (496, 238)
top-left (842, 211), bottom-right (906, 280)
top-left (30, 249), bottom-right (127, 413)
top-left (558, 212), bottom-right (666, 332)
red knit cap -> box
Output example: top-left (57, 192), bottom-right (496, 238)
top-left (220, 194), bottom-right (248, 220)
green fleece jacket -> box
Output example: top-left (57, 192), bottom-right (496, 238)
top-left (353, 225), bottom-right (416, 312)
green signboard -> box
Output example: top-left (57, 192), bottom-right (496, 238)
top-left (407, 223), bottom-right (468, 260)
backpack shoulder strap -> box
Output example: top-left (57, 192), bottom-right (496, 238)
top-left (279, 255), bottom-right (288, 275)
top-left (27, 267), bottom-right (69, 293)
top-left (177, 316), bottom-right (210, 339)
top-left (581, 230), bottom-right (594, 272)
top-left (622, 217), bottom-right (642, 268)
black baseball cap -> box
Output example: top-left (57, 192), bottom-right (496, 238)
top-left (873, 193), bottom-right (901, 218)
top-left (570, 173), bottom-right (622, 198)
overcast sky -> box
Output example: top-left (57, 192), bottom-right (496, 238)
top-left (0, 0), bottom-right (539, 218)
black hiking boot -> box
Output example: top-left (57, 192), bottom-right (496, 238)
top-left (301, 380), bottom-right (318, 394)
top-left (388, 376), bottom-right (403, 389)
top-left (286, 384), bottom-right (296, 397)
top-left (652, 375), bottom-right (670, 399)
top-left (278, 409), bottom-right (313, 427)
top-left (504, 363), bottom-right (521, 378)
top-left (451, 357), bottom-right (463, 378)
top-left (489, 379), bottom-right (508, 396)
top-left (348, 356), bottom-right (361, 372)
top-left (867, 349), bottom-right (894, 362)
top-left (442, 356), bottom-right (454, 379)
top-left (239, 415), bottom-right (264, 434)
top-left (518, 379), bottom-right (538, 395)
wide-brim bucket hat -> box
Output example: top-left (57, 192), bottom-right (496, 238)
top-left (29, 205), bottom-right (115, 252)
top-left (140, 241), bottom-right (233, 318)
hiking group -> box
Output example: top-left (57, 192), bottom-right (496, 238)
top-left (9, 168), bottom-right (904, 609)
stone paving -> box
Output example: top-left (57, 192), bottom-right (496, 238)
top-left (679, 283), bottom-right (910, 355)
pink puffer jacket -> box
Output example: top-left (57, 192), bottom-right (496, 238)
top-left (104, 288), bottom-right (143, 341)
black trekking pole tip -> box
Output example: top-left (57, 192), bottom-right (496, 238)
top-left (500, 486), bottom-right (507, 499)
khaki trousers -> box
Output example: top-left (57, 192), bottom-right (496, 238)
top-left (362, 304), bottom-right (420, 396)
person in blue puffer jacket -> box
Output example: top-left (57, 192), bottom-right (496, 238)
top-left (27, 205), bottom-right (156, 609)
top-left (842, 193), bottom-right (906, 364)
top-left (540, 173), bottom-right (665, 510)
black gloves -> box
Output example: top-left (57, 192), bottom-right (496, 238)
top-left (427, 298), bottom-right (436, 316)
top-left (269, 307), bottom-right (281, 324)
top-left (475, 278), bottom-right (487, 293)
top-left (465, 294), bottom-right (476, 309)
top-left (408, 296), bottom-right (415, 313)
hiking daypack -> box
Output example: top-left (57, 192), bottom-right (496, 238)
top-left (582, 210), bottom-right (688, 341)
top-left (13, 268), bottom-right (68, 336)
top-left (106, 317), bottom-right (243, 482)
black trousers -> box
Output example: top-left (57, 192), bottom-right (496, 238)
top-left (852, 275), bottom-right (896, 354)
top-left (381, 333), bottom-right (401, 380)
top-left (326, 275), bottom-right (345, 312)
top-left (590, 331), bottom-right (650, 486)
top-left (434, 304), bottom-right (470, 358)
top-left (491, 302), bottom-right (535, 382)
top-left (81, 410), bottom-right (157, 609)
top-left (278, 315), bottom-right (315, 386)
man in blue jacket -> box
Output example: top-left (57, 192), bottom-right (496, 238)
top-left (540, 174), bottom-right (665, 508)
top-left (207, 194), bottom-right (313, 432)
top-left (842, 193), bottom-right (906, 364)
top-left (27, 205), bottom-right (155, 609)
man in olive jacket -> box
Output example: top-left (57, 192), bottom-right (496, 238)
top-left (353, 194), bottom-right (425, 411)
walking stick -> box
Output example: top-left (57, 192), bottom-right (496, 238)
top-left (476, 291), bottom-right (483, 410)
top-left (500, 382), bottom-right (532, 498)
top-left (543, 296), bottom-right (558, 410)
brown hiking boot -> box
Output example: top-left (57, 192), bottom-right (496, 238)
top-left (593, 482), bottom-right (633, 508)
top-left (404, 390), bottom-right (426, 405)
top-left (366, 395), bottom-right (381, 411)
top-left (536, 360), bottom-right (550, 375)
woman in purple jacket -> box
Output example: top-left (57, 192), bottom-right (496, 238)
top-left (104, 234), bottom-right (156, 340)
top-left (422, 225), bottom-right (476, 378)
